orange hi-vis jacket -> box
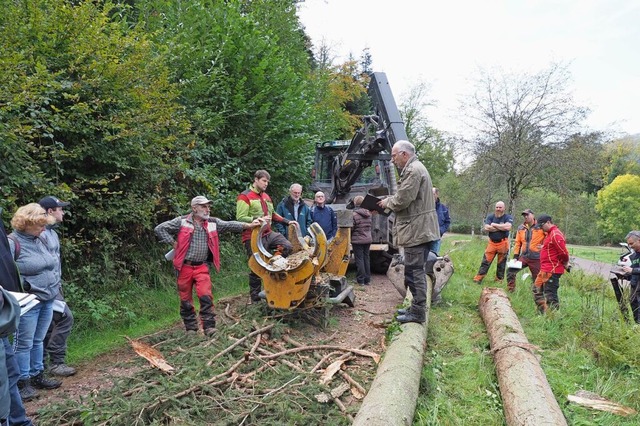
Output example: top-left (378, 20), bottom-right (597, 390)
top-left (513, 223), bottom-right (546, 260)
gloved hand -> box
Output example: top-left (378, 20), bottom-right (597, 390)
top-left (513, 254), bottom-right (519, 260)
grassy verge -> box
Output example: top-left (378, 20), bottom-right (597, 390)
top-left (416, 237), bottom-right (640, 425)
top-left (568, 244), bottom-right (625, 264)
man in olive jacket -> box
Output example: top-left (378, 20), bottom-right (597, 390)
top-left (379, 140), bottom-right (440, 323)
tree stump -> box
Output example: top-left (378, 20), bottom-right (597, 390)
top-left (479, 287), bottom-right (567, 426)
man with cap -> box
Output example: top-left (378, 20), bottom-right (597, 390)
top-left (155, 196), bottom-right (261, 335)
top-left (473, 201), bottom-right (513, 284)
top-left (533, 214), bottom-right (570, 313)
top-left (505, 209), bottom-right (545, 292)
top-left (38, 195), bottom-right (77, 377)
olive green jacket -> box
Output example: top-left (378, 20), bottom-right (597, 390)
top-left (386, 156), bottom-right (440, 247)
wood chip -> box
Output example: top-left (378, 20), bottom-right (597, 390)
top-left (315, 392), bottom-right (330, 403)
top-left (330, 383), bottom-right (350, 399)
top-left (128, 338), bottom-right (175, 373)
top-left (319, 360), bottom-right (344, 385)
top-left (568, 390), bottom-right (637, 416)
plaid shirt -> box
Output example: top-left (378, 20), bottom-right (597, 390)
top-left (155, 216), bottom-right (246, 262)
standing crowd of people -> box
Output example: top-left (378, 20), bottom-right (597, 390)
top-left (473, 203), bottom-right (572, 314)
top-left (1, 196), bottom-right (76, 425)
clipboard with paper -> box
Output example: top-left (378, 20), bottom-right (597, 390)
top-left (7, 291), bottom-right (40, 316)
top-left (360, 194), bottom-right (392, 216)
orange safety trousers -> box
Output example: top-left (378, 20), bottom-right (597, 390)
top-left (473, 239), bottom-right (509, 282)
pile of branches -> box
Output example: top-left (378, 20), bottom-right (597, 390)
top-left (36, 305), bottom-right (380, 425)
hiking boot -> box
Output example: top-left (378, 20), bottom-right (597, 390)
top-left (18, 379), bottom-right (39, 401)
top-left (203, 328), bottom-right (216, 337)
top-left (31, 372), bottom-right (62, 390)
top-left (396, 308), bottom-right (409, 316)
top-left (507, 282), bottom-right (516, 292)
top-left (186, 329), bottom-right (198, 335)
top-left (49, 363), bottom-right (77, 377)
top-left (397, 312), bottom-right (425, 324)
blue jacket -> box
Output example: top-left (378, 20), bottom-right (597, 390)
top-left (435, 199), bottom-right (451, 237)
top-left (311, 204), bottom-right (337, 240)
top-left (274, 197), bottom-right (312, 238)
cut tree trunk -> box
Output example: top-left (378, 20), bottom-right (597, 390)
top-left (352, 273), bottom-right (432, 426)
top-left (479, 287), bottom-right (567, 426)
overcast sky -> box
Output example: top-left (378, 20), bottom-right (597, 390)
top-left (297, 0), bottom-right (640, 138)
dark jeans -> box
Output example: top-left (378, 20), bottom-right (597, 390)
top-left (403, 241), bottom-right (438, 320)
top-left (353, 243), bottom-right (371, 284)
top-left (3, 338), bottom-right (33, 426)
top-left (244, 231), bottom-right (292, 301)
top-left (44, 302), bottom-right (74, 365)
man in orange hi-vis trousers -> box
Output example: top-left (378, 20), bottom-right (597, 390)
top-left (473, 201), bottom-right (513, 285)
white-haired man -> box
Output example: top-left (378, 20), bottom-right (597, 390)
top-left (155, 196), bottom-right (261, 336)
top-left (378, 140), bottom-right (440, 323)
top-left (275, 183), bottom-right (312, 238)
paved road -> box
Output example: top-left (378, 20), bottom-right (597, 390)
top-left (571, 257), bottom-right (620, 280)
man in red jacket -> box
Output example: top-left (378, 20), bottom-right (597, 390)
top-left (533, 214), bottom-right (570, 313)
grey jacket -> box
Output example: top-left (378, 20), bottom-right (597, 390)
top-left (385, 156), bottom-right (440, 247)
top-left (8, 230), bottom-right (61, 302)
top-left (42, 226), bottom-right (65, 302)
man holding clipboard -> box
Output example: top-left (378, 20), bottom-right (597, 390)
top-left (378, 140), bottom-right (440, 324)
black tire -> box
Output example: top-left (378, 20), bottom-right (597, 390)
top-left (370, 250), bottom-right (393, 274)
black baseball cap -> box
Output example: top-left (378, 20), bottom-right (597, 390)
top-left (522, 209), bottom-right (534, 216)
top-left (537, 214), bottom-right (552, 225)
top-left (38, 196), bottom-right (70, 210)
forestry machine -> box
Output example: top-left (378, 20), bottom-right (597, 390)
top-left (310, 71), bottom-right (407, 273)
top-left (246, 72), bottom-right (409, 312)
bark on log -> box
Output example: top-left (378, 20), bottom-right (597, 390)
top-left (352, 276), bottom-right (432, 426)
top-left (479, 287), bottom-right (567, 426)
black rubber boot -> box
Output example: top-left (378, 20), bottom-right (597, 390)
top-left (31, 371), bottom-right (62, 390)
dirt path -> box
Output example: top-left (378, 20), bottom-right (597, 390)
top-left (25, 272), bottom-right (404, 421)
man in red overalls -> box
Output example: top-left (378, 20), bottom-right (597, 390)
top-left (155, 196), bottom-right (260, 336)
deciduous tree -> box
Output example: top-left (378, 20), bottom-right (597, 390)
top-left (462, 62), bottom-right (588, 211)
top-left (596, 174), bottom-right (640, 242)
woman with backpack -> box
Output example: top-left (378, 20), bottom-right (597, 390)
top-left (8, 203), bottom-right (62, 401)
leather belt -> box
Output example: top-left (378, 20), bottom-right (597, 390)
top-left (183, 260), bottom-right (204, 266)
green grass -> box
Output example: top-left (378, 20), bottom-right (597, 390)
top-left (568, 244), bottom-right (626, 264)
top-left (415, 236), bottom-right (640, 425)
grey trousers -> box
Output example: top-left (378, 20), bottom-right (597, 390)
top-left (403, 241), bottom-right (438, 320)
top-left (44, 303), bottom-right (73, 365)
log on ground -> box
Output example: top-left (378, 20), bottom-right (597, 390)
top-left (479, 287), bottom-right (567, 426)
top-left (352, 274), bottom-right (432, 426)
